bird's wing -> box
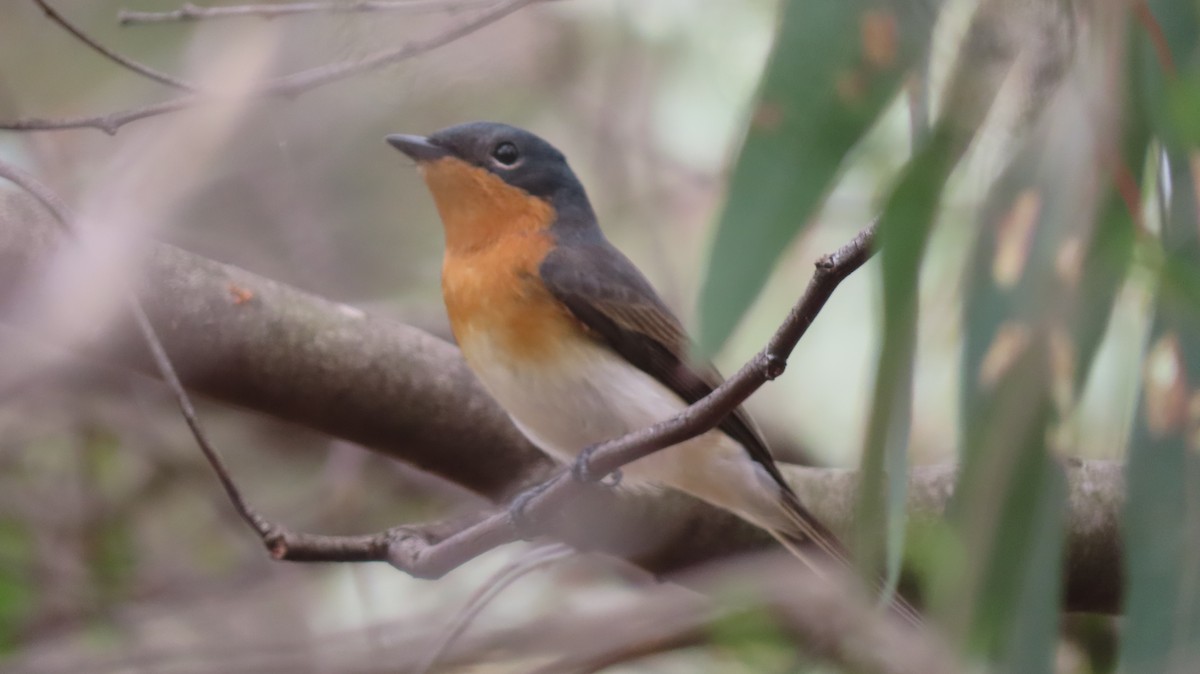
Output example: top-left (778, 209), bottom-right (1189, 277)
top-left (538, 240), bottom-right (789, 488)
top-left (538, 240), bottom-right (922, 624)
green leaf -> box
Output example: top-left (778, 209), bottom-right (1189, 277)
top-left (1121, 150), bottom-right (1200, 673)
top-left (949, 51), bottom-right (1141, 668)
top-left (697, 0), bottom-right (942, 354)
top-left (708, 605), bottom-right (796, 672)
top-left (0, 519), bottom-right (36, 655)
top-left (1136, 0), bottom-right (1200, 149)
top-left (856, 0), bottom-right (1041, 592)
top-left (1120, 2), bottom-right (1200, 670)
top-left (954, 339), bottom-right (1065, 672)
top-left (855, 125), bottom-right (959, 587)
top-left (951, 36), bottom-right (1130, 668)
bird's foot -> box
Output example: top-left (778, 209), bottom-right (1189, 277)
top-left (507, 480), bottom-right (552, 541)
top-left (571, 444), bottom-right (622, 488)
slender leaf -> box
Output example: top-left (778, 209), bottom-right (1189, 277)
top-left (697, 0), bottom-right (943, 354)
top-left (0, 519), bottom-right (35, 655)
top-left (855, 0), bottom-right (1068, 595)
top-left (958, 349), bottom-right (1062, 670)
top-left (855, 125), bottom-right (958, 587)
top-left (1122, 151), bottom-right (1200, 672)
top-left (1121, 2), bottom-right (1200, 670)
top-left (953, 235), bottom-right (1067, 662)
top-left (952, 20), bottom-right (1129, 665)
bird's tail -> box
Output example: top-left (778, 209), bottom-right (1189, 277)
top-left (761, 489), bottom-right (925, 628)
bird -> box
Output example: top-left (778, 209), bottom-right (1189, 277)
top-left (385, 122), bottom-right (913, 620)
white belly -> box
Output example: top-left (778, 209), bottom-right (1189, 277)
top-left (460, 332), bottom-right (782, 515)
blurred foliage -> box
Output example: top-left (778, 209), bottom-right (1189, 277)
top-left (707, 604), bottom-right (796, 673)
top-left (705, 0), bottom-right (1199, 672)
top-left (697, 0), bottom-right (942, 355)
top-left (1121, 1), bottom-right (1200, 667)
top-left (0, 518), bottom-right (36, 655)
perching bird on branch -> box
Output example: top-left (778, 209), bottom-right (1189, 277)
top-left (387, 122), bottom-right (915, 622)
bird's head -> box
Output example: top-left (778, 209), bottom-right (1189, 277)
top-left (387, 122), bottom-right (595, 252)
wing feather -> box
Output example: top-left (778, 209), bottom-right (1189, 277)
top-left (538, 241), bottom-right (789, 487)
top-left (538, 241), bottom-right (888, 608)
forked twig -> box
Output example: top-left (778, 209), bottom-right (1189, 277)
top-left (3, 0), bottom-right (542, 135)
top-left (119, 0), bottom-right (505, 25)
top-left (32, 0), bottom-right (198, 92)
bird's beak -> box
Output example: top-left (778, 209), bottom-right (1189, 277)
top-left (386, 134), bottom-right (451, 163)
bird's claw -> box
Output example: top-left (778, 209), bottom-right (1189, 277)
top-left (571, 445), bottom-right (622, 488)
top-left (601, 468), bottom-right (622, 488)
top-left (507, 481), bottom-right (551, 541)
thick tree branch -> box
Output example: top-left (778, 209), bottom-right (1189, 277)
top-left (0, 187), bottom-right (773, 578)
top-left (0, 190), bottom-right (1125, 613)
top-left (0, 189), bottom-right (549, 500)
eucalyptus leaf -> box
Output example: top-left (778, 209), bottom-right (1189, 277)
top-left (697, 0), bottom-right (942, 355)
top-left (1120, 1), bottom-right (1200, 669)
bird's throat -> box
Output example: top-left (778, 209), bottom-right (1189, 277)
top-left (419, 157), bottom-right (555, 256)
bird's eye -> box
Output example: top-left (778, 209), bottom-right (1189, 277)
top-left (491, 142), bottom-right (520, 166)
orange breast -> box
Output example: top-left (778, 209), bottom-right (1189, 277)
top-left (420, 155), bottom-right (581, 364)
top-left (442, 230), bottom-right (580, 365)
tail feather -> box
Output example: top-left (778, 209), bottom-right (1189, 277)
top-left (768, 489), bottom-right (925, 628)
top-left (665, 437), bottom-right (923, 626)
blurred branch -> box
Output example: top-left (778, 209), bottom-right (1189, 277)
top-left (2, 0), bottom-right (543, 134)
top-left (415, 543), bottom-right (575, 674)
top-left (33, 0), bottom-right (198, 91)
top-left (529, 555), bottom-right (961, 674)
top-left (0, 160), bottom-right (277, 544)
top-left (118, 0), bottom-right (505, 25)
top-left (0, 190), bottom-right (1126, 612)
top-left (12, 553), bottom-right (960, 674)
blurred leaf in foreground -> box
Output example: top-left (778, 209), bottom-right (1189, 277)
top-left (697, 0), bottom-right (942, 355)
top-left (952, 9), bottom-right (1130, 668)
top-left (1121, 1), bottom-right (1200, 669)
top-left (857, 0), bottom-right (1078, 600)
top-left (1120, 145), bottom-right (1200, 672)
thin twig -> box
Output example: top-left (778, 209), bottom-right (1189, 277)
top-left (0, 159), bottom-right (272, 538)
top-left (118, 0), bottom-right (504, 25)
top-left (415, 543), bottom-right (574, 674)
top-left (528, 554), bottom-right (957, 674)
top-left (32, 0), bottom-right (198, 92)
top-left (3, 0), bottom-right (542, 135)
